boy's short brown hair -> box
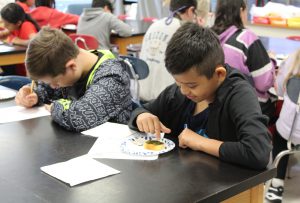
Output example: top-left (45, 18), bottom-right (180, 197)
top-left (25, 27), bottom-right (79, 79)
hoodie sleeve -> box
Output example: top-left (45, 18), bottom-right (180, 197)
top-left (50, 59), bottom-right (132, 132)
top-left (108, 14), bottom-right (132, 37)
top-left (219, 81), bottom-right (272, 170)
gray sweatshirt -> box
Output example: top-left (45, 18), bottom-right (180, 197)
top-left (77, 8), bottom-right (132, 50)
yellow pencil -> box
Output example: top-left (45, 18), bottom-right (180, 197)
top-left (30, 80), bottom-right (35, 93)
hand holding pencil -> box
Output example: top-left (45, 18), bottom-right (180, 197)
top-left (15, 82), bottom-right (38, 108)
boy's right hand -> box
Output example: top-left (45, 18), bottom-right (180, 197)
top-left (15, 86), bottom-right (38, 108)
top-left (136, 112), bottom-right (171, 139)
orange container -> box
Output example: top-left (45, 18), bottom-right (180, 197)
top-left (269, 17), bottom-right (287, 27)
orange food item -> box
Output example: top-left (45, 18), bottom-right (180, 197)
top-left (143, 140), bottom-right (165, 151)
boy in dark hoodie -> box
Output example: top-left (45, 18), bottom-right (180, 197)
top-left (129, 22), bottom-right (272, 170)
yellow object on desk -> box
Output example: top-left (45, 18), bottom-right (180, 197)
top-left (30, 80), bottom-right (35, 93)
top-left (287, 18), bottom-right (300, 28)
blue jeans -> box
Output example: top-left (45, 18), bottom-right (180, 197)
top-left (0, 76), bottom-right (31, 90)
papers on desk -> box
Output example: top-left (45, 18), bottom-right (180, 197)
top-left (0, 106), bottom-right (50, 123)
top-left (41, 155), bottom-right (120, 186)
top-left (0, 89), bottom-right (16, 100)
top-left (82, 122), bottom-right (158, 160)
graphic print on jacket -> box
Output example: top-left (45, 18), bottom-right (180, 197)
top-left (35, 50), bottom-right (132, 132)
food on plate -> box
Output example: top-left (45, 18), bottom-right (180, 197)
top-left (143, 140), bottom-right (165, 151)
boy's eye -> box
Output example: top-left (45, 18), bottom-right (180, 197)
top-left (187, 85), bottom-right (197, 89)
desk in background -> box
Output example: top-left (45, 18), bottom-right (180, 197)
top-left (0, 114), bottom-right (276, 203)
top-left (111, 20), bottom-right (152, 55)
top-left (62, 20), bottom-right (152, 55)
top-left (0, 43), bottom-right (26, 66)
top-left (247, 23), bottom-right (300, 38)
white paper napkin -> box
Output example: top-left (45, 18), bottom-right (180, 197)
top-left (40, 155), bottom-right (120, 186)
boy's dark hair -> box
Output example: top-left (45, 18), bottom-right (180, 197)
top-left (170, 0), bottom-right (197, 13)
top-left (26, 27), bottom-right (79, 79)
top-left (18, 0), bottom-right (27, 2)
top-left (35, 0), bottom-right (56, 8)
top-left (92, 0), bottom-right (113, 12)
top-left (211, 0), bottom-right (246, 35)
top-left (1, 3), bottom-right (40, 31)
top-left (165, 22), bottom-right (224, 79)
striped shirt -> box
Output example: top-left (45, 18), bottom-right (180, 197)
top-left (219, 25), bottom-right (275, 102)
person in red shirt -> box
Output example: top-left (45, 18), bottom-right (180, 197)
top-left (16, 0), bottom-right (35, 12)
top-left (0, 3), bottom-right (39, 75)
top-left (30, 0), bottom-right (79, 28)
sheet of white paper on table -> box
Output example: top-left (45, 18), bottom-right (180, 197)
top-left (83, 122), bottom-right (158, 160)
top-left (81, 122), bottom-right (135, 138)
top-left (40, 155), bottom-right (120, 186)
top-left (0, 106), bottom-right (50, 123)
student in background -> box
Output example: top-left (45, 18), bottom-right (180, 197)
top-left (16, 0), bottom-right (35, 12)
top-left (77, 0), bottom-right (132, 50)
top-left (0, 3), bottom-right (39, 76)
top-left (129, 22), bottom-right (272, 170)
top-left (139, 0), bottom-right (207, 102)
top-left (266, 50), bottom-right (300, 203)
top-left (30, 0), bottom-right (79, 28)
top-left (211, 0), bottom-right (276, 121)
top-left (15, 27), bottom-right (132, 132)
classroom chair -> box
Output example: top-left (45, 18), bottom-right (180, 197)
top-left (119, 55), bottom-right (149, 106)
top-left (265, 76), bottom-right (300, 194)
top-left (0, 76), bottom-right (31, 90)
top-left (69, 34), bottom-right (99, 50)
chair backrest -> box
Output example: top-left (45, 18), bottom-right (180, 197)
top-left (119, 55), bottom-right (149, 104)
top-left (286, 76), bottom-right (300, 105)
top-left (285, 76), bottom-right (300, 146)
top-left (66, 3), bottom-right (91, 15)
top-left (69, 34), bottom-right (99, 50)
top-left (119, 55), bottom-right (149, 80)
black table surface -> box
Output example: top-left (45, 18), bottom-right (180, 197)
top-left (0, 114), bottom-right (276, 203)
top-left (0, 43), bottom-right (27, 55)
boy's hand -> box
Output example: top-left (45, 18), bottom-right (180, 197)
top-left (15, 86), bottom-right (38, 108)
top-left (178, 128), bottom-right (202, 150)
top-left (136, 112), bottom-right (171, 139)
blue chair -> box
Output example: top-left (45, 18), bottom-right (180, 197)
top-left (66, 3), bottom-right (91, 15)
top-left (0, 76), bottom-right (31, 90)
top-left (119, 55), bottom-right (149, 105)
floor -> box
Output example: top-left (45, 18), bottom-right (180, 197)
top-left (265, 153), bottom-right (300, 203)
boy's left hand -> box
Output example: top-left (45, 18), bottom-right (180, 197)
top-left (178, 128), bottom-right (203, 151)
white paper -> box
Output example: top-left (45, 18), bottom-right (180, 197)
top-left (40, 155), bottom-right (120, 186)
top-left (83, 122), bottom-right (158, 160)
top-left (0, 106), bottom-right (50, 123)
top-left (82, 122), bottom-right (134, 138)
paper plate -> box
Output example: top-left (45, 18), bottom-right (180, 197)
top-left (120, 133), bottom-right (175, 156)
top-left (0, 89), bottom-right (16, 100)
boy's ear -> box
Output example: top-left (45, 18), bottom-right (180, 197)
top-left (215, 66), bottom-right (227, 82)
top-left (65, 59), bottom-right (77, 72)
top-left (186, 6), bottom-right (195, 19)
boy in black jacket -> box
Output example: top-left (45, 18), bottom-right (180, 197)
top-left (129, 22), bottom-right (272, 169)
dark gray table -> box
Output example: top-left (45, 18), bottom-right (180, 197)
top-left (0, 114), bottom-right (276, 203)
